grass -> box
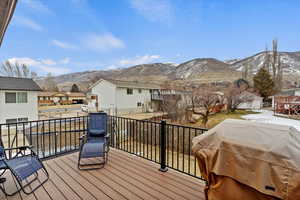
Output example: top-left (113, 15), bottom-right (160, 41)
top-left (188, 110), bottom-right (259, 129)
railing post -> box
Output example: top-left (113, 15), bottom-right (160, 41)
top-left (159, 120), bottom-right (168, 172)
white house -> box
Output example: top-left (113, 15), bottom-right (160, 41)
top-left (89, 79), bottom-right (160, 115)
top-left (237, 91), bottom-right (263, 110)
top-left (0, 77), bottom-right (41, 124)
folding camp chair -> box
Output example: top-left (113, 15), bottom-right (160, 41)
top-left (0, 143), bottom-right (49, 196)
top-left (78, 112), bottom-right (110, 170)
top-left (0, 139), bottom-right (7, 183)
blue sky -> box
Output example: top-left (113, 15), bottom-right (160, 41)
top-left (1, 0), bottom-right (300, 76)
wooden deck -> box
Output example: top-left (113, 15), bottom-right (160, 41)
top-left (1, 149), bottom-right (205, 200)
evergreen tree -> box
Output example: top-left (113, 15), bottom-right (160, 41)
top-left (71, 84), bottom-right (80, 92)
top-left (253, 68), bottom-right (274, 100)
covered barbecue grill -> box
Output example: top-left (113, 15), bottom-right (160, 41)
top-left (192, 119), bottom-right (300, 200)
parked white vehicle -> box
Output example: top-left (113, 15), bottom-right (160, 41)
top-left (81, 105), bottom-right (89, 112)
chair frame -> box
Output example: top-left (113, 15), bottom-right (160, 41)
top-left (78, 112), bottom-right (110, 170)
top-left (0, 145), bottom-right (49, 196)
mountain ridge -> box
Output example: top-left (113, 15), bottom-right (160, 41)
top-left (37, 50), bottom-right (300, 91)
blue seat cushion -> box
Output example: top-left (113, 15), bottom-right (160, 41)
top-left (0, 160), bottom-right (6, 170)
top-left (5, 156), bottom-right (43, 181)
top-left (80, 141), bottom-right (105, 158)
top-left (89, 129), bottom-right (105, 137)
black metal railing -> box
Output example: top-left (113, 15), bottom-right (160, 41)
top-left (107, 115), bottom-right (207, 179)
top-left (0, 115), bottom-right (207, 179)
top-left (0, 116), bottom-right (88, 159)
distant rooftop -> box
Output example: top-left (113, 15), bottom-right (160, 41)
top-left (38, 91), bottom-right (86, 97)
top-left (0, 76), bottom-right (42, 91)
top-left (276, 88), bottom-right (300, 96)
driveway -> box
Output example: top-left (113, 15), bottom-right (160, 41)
top-left (242, 110), bottom-right (300, 131)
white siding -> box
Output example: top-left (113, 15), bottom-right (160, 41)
top-left (90, 80), bottom-right (153, 115)
top-left (90, 80), bottom-right (117, 112)
top-left (0, 90), bottom-right (39, 124)
top-left (115, 88), bottom-right (151, 113)
top-left (295, 90), bottom-right (300, 96)
top-left (238, 98), bottom-right (263, 110)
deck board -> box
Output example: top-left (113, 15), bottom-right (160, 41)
top-left (1, 148), bottom-right (205, 200)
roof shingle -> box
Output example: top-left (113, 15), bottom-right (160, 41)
top-left (0, 76), bottom-right (42, 91)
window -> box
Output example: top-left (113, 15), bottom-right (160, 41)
top-left (5, 92), bottom-right (28, 103)
top-left (17, 92), bottom-right (28, 103)
top-left (6, 118), bottom-right (28, 126)
top-left (18, 118), bottom-right (28, 123)
top-left (6, 118), bottom-right (17, 124)
top-left (137, 102), bottom-right (142, 107)
top-left (138, 89), bottom-right (142, 93)
top-left (5, 92), bottom-right (16, 103)
top-left (127, 88), bottom-right (133, 95)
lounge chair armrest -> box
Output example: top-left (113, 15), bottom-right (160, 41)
top-left (3, 145), bottom-right (37, 159)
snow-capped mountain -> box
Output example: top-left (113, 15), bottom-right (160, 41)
top-left (230, 51), bottom-right (300, 74)
top-left (37, 50), bottom-right (300, 91)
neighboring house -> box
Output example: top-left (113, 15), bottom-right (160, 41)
top-left (38, 92), bottom-right (86, 105)
top-left (151, 88), bottom-right (193, 111)
top-left (89, 79), bottom-right (160, 115)
top-left (0, 76), bottom-right (41, 124)
top-left (272, 88), bottom-right (300, 116)
top-left (237, 91), bottom-right (263, 110)
top-left (271, 88), bottom-right (300, 109)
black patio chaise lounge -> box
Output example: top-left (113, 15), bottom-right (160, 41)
top-left (78, 112), bottom-right (110, 170)
top-left (0, 139), bottom-right (49, 196)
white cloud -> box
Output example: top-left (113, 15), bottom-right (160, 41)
top-left (105, 65), bottom-right (119, 70)
top-left (83, 33), bottom-right (125, 51)
top-left (22, 0), bottom-right (53, 14)
top-left (119, 55), bottom-right (161, 66)
top-left (51, 40), bottom-right (78, 50)
top-left (41, 59), bottom-right (56, 65)
top-left (7, 57), bottom-right (70, 75)
top-left (14, 16), bottom-right (43, 31)
top-left (130, 0), bottom-right (173, 24)
top-left (60, 57), bottom-right (70, 64)
top-left (7, 57), bottom-right (40, 66)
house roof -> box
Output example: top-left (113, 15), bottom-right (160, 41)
top-left (241, 91), bottom-right (263, 99)
top-left (275, 88), bottom-right (300, 96)
top-left (90, 79), bottom-right (161, 90)
top-left (0, 0), bottom-right (17, 46)
top-left (38, 92), bottom-right (63, 97)
top-left (0, 76), bottom-right (42, 91)
top-left (38, 91), bottom-right (86, 97)
top-left (66, 92), bottom-right (86, 97)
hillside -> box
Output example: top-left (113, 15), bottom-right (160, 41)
top-left (37, 50), bottom-right (300, 91)
top-left (230, 51), bottom-right (300, 74)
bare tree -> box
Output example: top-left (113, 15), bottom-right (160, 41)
top-left (242, 63), bottom-right (249, 81)
top-left (263, 40), bottom-right (283, 92)
top-left (189, 86), bottom-right (222, 127)
top-left (271, 39), bottom-right (283, 92)
top-left (0, 61), bottom-right (37, 78)
top-left (43, 73), bottom-right (59, 92)
top-left (160, 94), bottom-right (186, 122)
top-left (224, 83), bottom-right (253, 113)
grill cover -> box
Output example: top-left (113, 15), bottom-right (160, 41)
top-left (192, 119), bottom-right (300, 200)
